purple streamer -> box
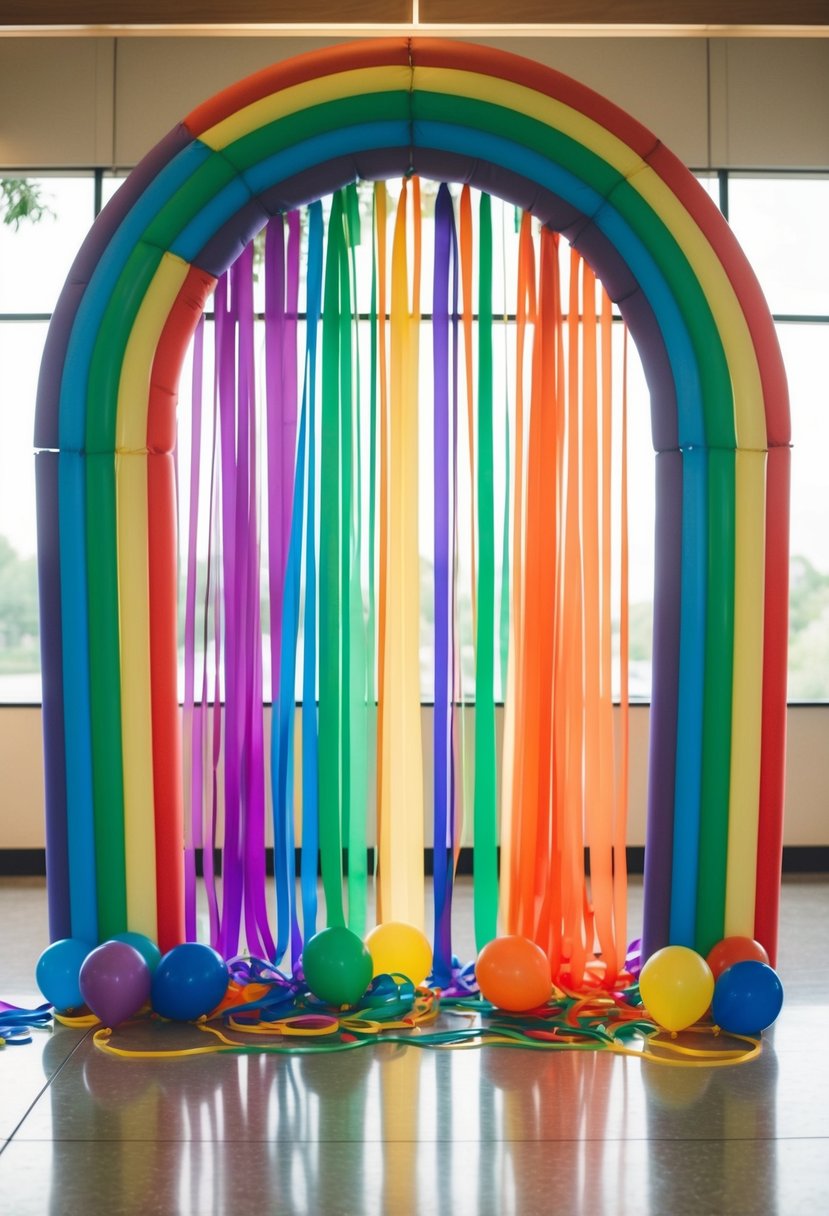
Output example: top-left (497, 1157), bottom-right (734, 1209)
top-left (182, 316), bottom-right (205, 941)
top-left (235, 244), bottom-right (275, 963)
top-left (285, 213), bottom-right (302, 968)
top-left (432, 184), bottom-right (457, 985)
top-left (216, 271), bottom-right (243, 958)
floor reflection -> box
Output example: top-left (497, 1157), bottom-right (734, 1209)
top-left (32, 1017), bottom-right (783, 1215)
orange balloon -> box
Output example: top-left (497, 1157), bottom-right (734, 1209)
top-left (706, 936), bottom-right (770, 980)
top-left (475, 935), bottom-right (552, 1012)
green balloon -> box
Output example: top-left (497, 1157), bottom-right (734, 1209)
top-left (302, 927), bottom-right (373, 1007)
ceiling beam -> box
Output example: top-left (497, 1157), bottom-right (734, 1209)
top-left (1, 1), bottom-right (827, 31)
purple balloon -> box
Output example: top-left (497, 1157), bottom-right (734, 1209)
top-left (79, 941), bottom-right (152, 1028)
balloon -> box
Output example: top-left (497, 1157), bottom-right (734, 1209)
top-left (475, 935), bottom-right (552, 1012)
top-left (302, 927), bottom-right (373, 1007)
top-left (639, 946), bottom-right (714, 1032)
top-left (151, 943), bottom-right (229, 1022)
top-left (79, 941), bottom-right (151, 1027)
top-left (706, 935), bottom-right (770, 980)
top-left (111, 931), bottom-right (162, 973)
top-left (712, 961), bottom-right (784, 1035)
top-left (36, 938), bottom-right (95, 1011)
top-left (365, 922), bottom-right (433, 986)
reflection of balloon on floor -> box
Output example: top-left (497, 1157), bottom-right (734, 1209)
top-left (79, 940), bottom-right (152, 1027)
top-left (364, 922), bottom-right (433, 986)
top-left (641, 1057), bottom-right (713, 1111)
top-left (639, 946), bottom-right (714, 1033)
top-left (299, 1042), bottom-right (375, 1098)
top-left (36, 938), bottom-right (95, 1011)
top-left (151, 942), bottom-right (229, 1021)
top-left (82, 1049), bottom-right (157, 1112)
top-left (302, 926), bottom-right (373, 1007)
top-left (706, 935), bottom-right (770, 980)
top-left (712, 960), bottom-right (784, 1035)
top-left (475, 935), bottom-right (552, 1012)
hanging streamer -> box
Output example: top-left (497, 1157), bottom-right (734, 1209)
top-left (175, 183), bottom-right (632, 989)
top-left (378, 179), bottom-right (425, 929)
top-left (319, 192), bottom-right (348, 928)
top-left (345, 183), bottom-right (369, 939)
top-left (502, 211), bottom-right (536, 933)
top-left (301, 203), bottom-right (324, 942)
top-left (432, 182), bottom-right (457, 985)
top-left (182, 315), bottom-right (204, 943)
top-left (473, 192), bottom-right (499, 950)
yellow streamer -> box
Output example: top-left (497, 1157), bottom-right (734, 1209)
top-left (379, 179), bottom-right (424, 929)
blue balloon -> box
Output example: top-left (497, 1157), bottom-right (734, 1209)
top-left (151, 943), bottom-right (229, 1022)
top-left (712, 960), bottom-right (784, 1036)
top-left (36, 938), bottom-right (95, 1011)
top-left (111, 932), bottom-right (162, 973)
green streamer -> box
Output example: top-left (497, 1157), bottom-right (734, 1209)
top-left (366, 188), bottom-right (380, 886)
top-left (474, 193), bottom-right (499, 949)
top-left (346, 192), bottom-right (368, 938)
top-left (338, 197), bottom-right (353, 893)
top-left (319, 192), bottom-right (345, 926)
top-left (499, 206), bottom-right (511, 699)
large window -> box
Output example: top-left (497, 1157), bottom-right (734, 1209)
top-left (0, 170), bottom-right (826, 704)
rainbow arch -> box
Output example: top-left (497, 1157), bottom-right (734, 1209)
top-left (35, 38), bottom-right (789, 965)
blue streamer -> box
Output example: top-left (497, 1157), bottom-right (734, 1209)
top-left (301, 202), bottom-right (324, 940)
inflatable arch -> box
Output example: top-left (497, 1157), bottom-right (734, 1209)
top-left (35, 39), bottom-right (790, 967)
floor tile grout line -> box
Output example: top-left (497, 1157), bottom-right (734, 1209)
top-left (0, 1029), bottom-right (94, 1157)
top-left (6, 1128), bottom-right (826, 1138)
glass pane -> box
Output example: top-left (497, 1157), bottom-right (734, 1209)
top-left (694, 173), bottom-right (721, 206)
top-left (728, 176), bottom-right (829, 316)
top-left (101, 172), bottom-right (128, 208)
top-left (0, 176), bottom-right (95, 314)
top-left (0, 321), bottom-right (45, 703)
top-left (779, 323), bottom-right (829, 701)
top-left (618, 330), bottom-right (655, 702)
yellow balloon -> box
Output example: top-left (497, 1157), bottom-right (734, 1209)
top-left (365, 922), bottom-right (433, 987)
top-left (639, 946), bottom-right (714, 1033)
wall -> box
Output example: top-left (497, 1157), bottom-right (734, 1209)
top-left (1, 705), bottom-right (827, 849)
top-left (0, 32), bottom-right (827, 851)
top-left (1, 35), bottom-right (828, 170)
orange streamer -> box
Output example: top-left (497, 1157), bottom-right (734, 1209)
top-left (507, 232), bottom-right (626, 989)
top-left (459, 184), bottom-right (478, 636)
top-left (375, 182), bottom-right (389, 922)
top-left (502, 213), bottom-right (536, 931)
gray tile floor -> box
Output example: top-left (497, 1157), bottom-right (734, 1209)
top-left (1, 876), bottom-right (828, 1216)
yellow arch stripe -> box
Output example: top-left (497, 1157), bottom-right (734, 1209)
top-left (115, 252), bottom-right (189, 940)
top-left (201, 65), bottom-right (413, 151)
top-left (116, 450), bottom-right (158, 941)
top-left (625, 163), bottom-right (765, 449)
top-left (726, 451), bottom-right (768, 937)
top-left (415, 66), bottom-right (646, 180)
top-left (117, 254), bottom-right (191, 452)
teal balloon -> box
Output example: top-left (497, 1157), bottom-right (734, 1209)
top-left (712, 961), bottom-right (784, 1035)
top-left (302, 927), bottom-right (373, 1007)
top-left (36, 938), bottom-right (94, 1011)
top-left (111, 932), bottom-right (162, 973)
